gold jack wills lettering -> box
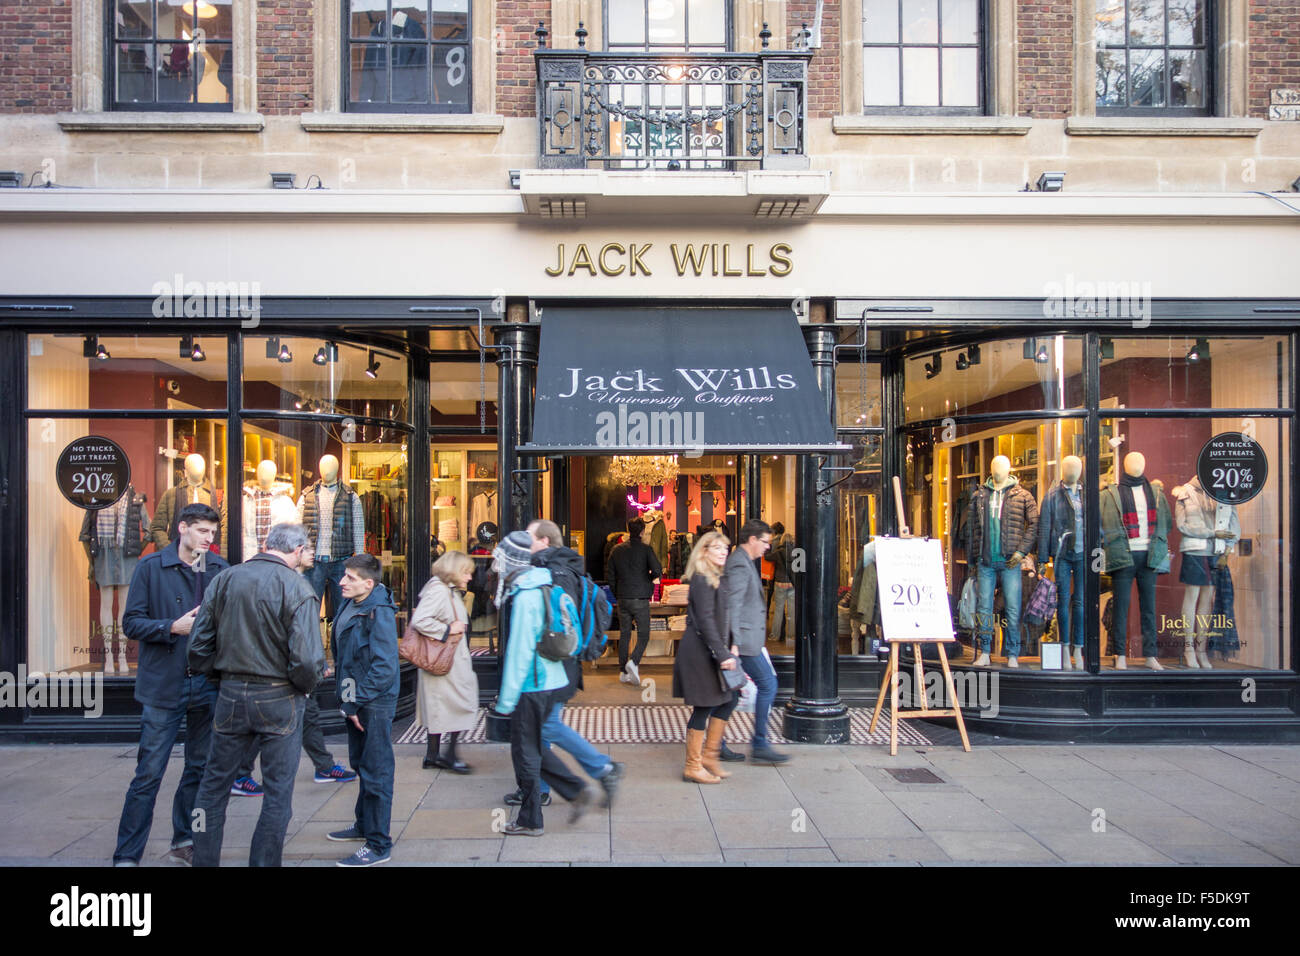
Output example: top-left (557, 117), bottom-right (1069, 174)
top-left (545, 242), bottom-right (793, 278)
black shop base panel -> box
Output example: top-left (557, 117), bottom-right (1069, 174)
top-left (2, 658), bottom-right (1298, 744)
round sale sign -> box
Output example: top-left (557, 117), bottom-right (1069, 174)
top-left (56, 436), bottom-right (131, 510)
top-left (1196, 433), bottom-right (1268, 505)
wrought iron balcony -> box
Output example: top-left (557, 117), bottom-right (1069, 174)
top-left (535, 45), bottom-right (812, 172)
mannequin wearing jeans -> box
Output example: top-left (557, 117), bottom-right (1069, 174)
top-left (968, 455), bottom-right (1038, 668)
top-left (1100, 452), bottom-right (1171, 671)
top-left (1037, 455), bottom-right (1087, 671)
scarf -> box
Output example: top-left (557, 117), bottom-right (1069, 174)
top-left (1117, 471), bottom-right (1157, 540)
top-left (251, 489), bottom-right (275, 549)
top-left (96, 494), bottom-right (127, 547)
top-left (1209, 562), bottom-right (1239, 658)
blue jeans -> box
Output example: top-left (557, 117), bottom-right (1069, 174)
top-left (113, 673), bottom-right (217, 864)
top-left (740, 653), bottom-right (778, 747)
top-left (346, 698), bottom-right (396, 855)
top-left (192, 681), bottom-right (305, 867)
top-left (542, 700), bottom-right (612, 787)
top-left (305, 556), bottom-right (346, 623)
top-left (1054, 553), bottom-right (1086, 648)
top-left (976, 563), bottom-right (1023, 656)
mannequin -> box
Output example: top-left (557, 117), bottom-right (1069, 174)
top-left (1100, 452), bottom-right (1172, 671)
top-left (1037, 455), bottom-right (1086, 671)
top-left (297, 454), bottom-right (365, 623)
top-left (80, 486), bottom-right (149, 673)
top-left (149, 452), bottom-right (226, 554)
top-left (243, 459), bottom-right (297, 557)
top-left (966, 454), bottom-right (1038, 668)
top-left (1173, 475), bottom-right (1240, 668)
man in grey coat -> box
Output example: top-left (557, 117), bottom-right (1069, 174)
top-left (725, 519), bottom-right (789, 764)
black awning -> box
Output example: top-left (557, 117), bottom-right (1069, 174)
top-left (523, 307), bottom-right (848, 455)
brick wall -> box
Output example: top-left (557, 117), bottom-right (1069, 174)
top-left (790, 0), bottom-right (839, 118)
top-left (1017, 0), bottom-right (1072, 117)
top-left (0, 0), bottom-right (72, 113)
top-left (496, 0), bottom-right (548, 118)
top-left (257, 0), bottom-right (312, 114)
top-left (1249, 1), bottom-right (1300, 118)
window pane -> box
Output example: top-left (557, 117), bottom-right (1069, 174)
top-left (351, 43), bottom-right (389, 102)
top-left (608, 0), bottom-right (646, 45)
top-left (1129, 48), bottom-right (1166, 106)
top-left (941, 0), bottom-right (978, 44)
top-left (200, 0), bottom-right (234, 40)
top-left (432, 43), bottom-right (471, 106)
top-left (863, 0), bottom-right (900, 44)
top-left (393, 2), bottom-right (428, 37)
top-left (1098, 416), bottom-right (1290, 671)
top-left (1168, 0), bottom-right (1203, 45)
top-left (1096, 47), bottom-right (1126, 106)
top-left (196, 41), bottom-right (232, 104)
top-left (905, 337), bottom-right (1085, 423)
top-left (901, 0), bottom-right (938, 43)
top-left (901, 46), bottom-right (939, 106)
top-left (687, 0), bottom-right (726, 47)
top-left (1169, 48), bottom-right (1204, 107)
top-left (648, 0), bottom-right (686, 45)
top-left (242, 335), bottom-right (410, 421)
top-left (942, 46), bottom-right (978, 105)
top-left (432, 0), bottom-right (469, 39)
top-left (1099, 336), bottom-right (1290, 411)
top-left (429, 359), bottom-right (498, 427)
top-left (1128, 0), bottom-right (1165, 45)
top-left (392, 42), bottom-right (430, 103)
top-left (864, 46), bottom-right (900, 105)
top-left (115, 1), bottom-right (153, 38)
top-left (116, 43), bottom-right (156, 103)
top-left (1095, 0), bottom-right (1125, 48)
top-left (28, 334), bottom-right (229, 410)
top-left (836, 362), bottom-right (883, 427)
top-left (352, 0), bottom-right (389, 38)
top-left (157, 40), bottom-right (200, 102)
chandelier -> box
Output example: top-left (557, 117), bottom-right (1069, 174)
top-left (609, 455), bottom-right (679, 487)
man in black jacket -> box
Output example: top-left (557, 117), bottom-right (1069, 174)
top-left (608, 517), bottom-right (662, 685)
top-left (187, 522), bottom-right (325, 867)
top-left (113, 504), bottom-right (228, 867)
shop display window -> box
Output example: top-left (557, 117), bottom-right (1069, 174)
top-left (243, 334), bottom-right (409, 422)
top-left (1099, 335), bottom-right (1290, 411)
top-left (836, 359), bottom-right (883, 427)
top-left (28, 333), bottom-right (229, 410)
top-left (430, 443), bottom-right (500, 649)
top-left (836, 434), bottom-right (883, 656)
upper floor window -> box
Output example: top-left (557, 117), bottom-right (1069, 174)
top-left (605, 0), bottom-right (729, 52)
top-left (346, 1), bottom-right (471, 112)
top-left (862, 0), bottom-right (984, 114)
top-left (1095, 0), bottom-right (1210, 113)
top-left (109, 0), bottom-right (233, 110)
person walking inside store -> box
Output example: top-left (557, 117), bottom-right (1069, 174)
top-left (112, 503), bottom-right (229, 867)
top-left (512, 519), bottom-right (625, 809)
top-left (726, 519), bottom-right (789, 764)
top-left (766, 522), bottom-right (795, 644)
top-left (673, 531), bottom-right (742, 784)
top-left (608, 517), bottom-right (662, 686)
top-left (326, 553), bottom-right (400, 866)
top-left (410, 550), bottom-right (481, 774)
top-left (187, 522), bottom-right (325, 867)
top-left (494, 531), bottom-right (591, 836)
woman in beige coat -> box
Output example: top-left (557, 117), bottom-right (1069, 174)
top-left (412, 551), bottom-right (481, 773)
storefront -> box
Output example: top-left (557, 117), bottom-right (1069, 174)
top-left (1, 192), bottom-right (1297, 742)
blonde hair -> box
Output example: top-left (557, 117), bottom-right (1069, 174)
top-left (683, 531), bottom-right (729, 589)
top-left (431, 550), bottom-right (475, 587)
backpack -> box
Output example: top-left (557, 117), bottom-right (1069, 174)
top-left (536, 583), bottom-right (580, 661)
top-left (547, 566), bottom-right (613, 662)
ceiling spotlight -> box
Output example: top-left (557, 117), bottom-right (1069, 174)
top-left (313, 347), bottom-right (328, 366)
top-left (955, 352), bottom-right (969, 371)
top-left (364, 350), bottom-right (381, 379)
top-left (1186, 337), bottom-right (1210, 363)
top-left (1035, 171), bottom-right (1066, 192)
top-left (1023, 337), bottom-right (1049, 363)
top-left (1036, 342), bottom-right (1050, 363)
top-left (266, 337), bottom-right (293, 363)
top-left (277, 343), bottom-right (292, 363)
top-left (190, 339), bottom-right (205, 362)
top-left (294, 396), bottom-right (306, 410)
top-left (84, 336), bottom-right (111, 361)
top-left (966, 343), bottom-right (981, 365)
top-left (924, 353), bottom-right (942, 379)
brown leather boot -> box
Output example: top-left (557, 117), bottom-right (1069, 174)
top-left (701, 717), bottom-right (732, 779)
top-left (683, 729), bottom-right (721, 784)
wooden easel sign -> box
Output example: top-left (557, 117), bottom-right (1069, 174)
top-left (869, 536), bottom-right (972, 755)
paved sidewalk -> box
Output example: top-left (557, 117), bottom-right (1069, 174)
top-left (1, 739), bottom-right (1298, 866)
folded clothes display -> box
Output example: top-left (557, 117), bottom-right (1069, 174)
top-left (438, 518), bottom-right (460, 542)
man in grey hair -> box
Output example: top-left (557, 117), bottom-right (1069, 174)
top-left (188, 521), bottom-right (326, 866)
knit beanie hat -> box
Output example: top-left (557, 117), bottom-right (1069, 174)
top-left (493, 530), bottom-right (535, 603)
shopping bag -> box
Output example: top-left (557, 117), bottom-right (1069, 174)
top-left (736, 673), bottom-right (758, 713)
top-left (957, 577), bottom-right (977, 630)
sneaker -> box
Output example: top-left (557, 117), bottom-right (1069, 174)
top-left (598, 761), bottom-right (625, 809)
top-left (327, 825), bottom-right (366, 842)
top-left (504, 789), bottom-right (551, 806)
top-left (568, 786), bottom-right (593, 825)
top-left (618, 671), bottom-right (638, 684)
top-left (112, 860), bottom-right (138, 868)
top-left (337, 845), bottom-right (391, 867)
top-left (751, 743), bottom-right (790, 764)
top-left (165, 845), bottom-right (194, 866)
top-left (230, 776), bottom-right (263, 797)
top-left (503, 822), bottom-right (544, 837)
top-left (314, 764), bottom-right (359, 784)
top-left (626, 660), bottom-right (640, 684)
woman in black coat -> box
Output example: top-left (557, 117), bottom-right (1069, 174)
top-left (672, 531), bottom-right (740, 784)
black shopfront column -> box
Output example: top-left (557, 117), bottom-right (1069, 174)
top-left (783, 326), bottom-right (851, 743)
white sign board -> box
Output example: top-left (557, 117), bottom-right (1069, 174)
top-left (875, 537), bottom-right (955, 642)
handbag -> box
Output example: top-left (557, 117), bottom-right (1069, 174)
top-left (720, 660), bottom-right (747, 691)
top-left (398, 622), bottom-right (460, 676)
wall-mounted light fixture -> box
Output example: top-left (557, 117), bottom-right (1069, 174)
top-left (270, 172), bottom-right (296, 189)
top-left (924, 353), bottom-right (942, 379)
top-left (1034, 171), bottom-right (1066, 192)
top-left (364, 350), bottom-right (381, 379)
top-left (0, 171), bottom-right (23, 188)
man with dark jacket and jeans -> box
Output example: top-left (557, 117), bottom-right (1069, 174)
top-left (326, 553), bottom-right (400, 866)
top-left (608, 517), bottom-right (662, 686)
top-left (726, 519), bottom-right (789, 764)
top-left (113, 503), bottom-right (229, 867)
top-left (187, 522), bottom-right (325, 867)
